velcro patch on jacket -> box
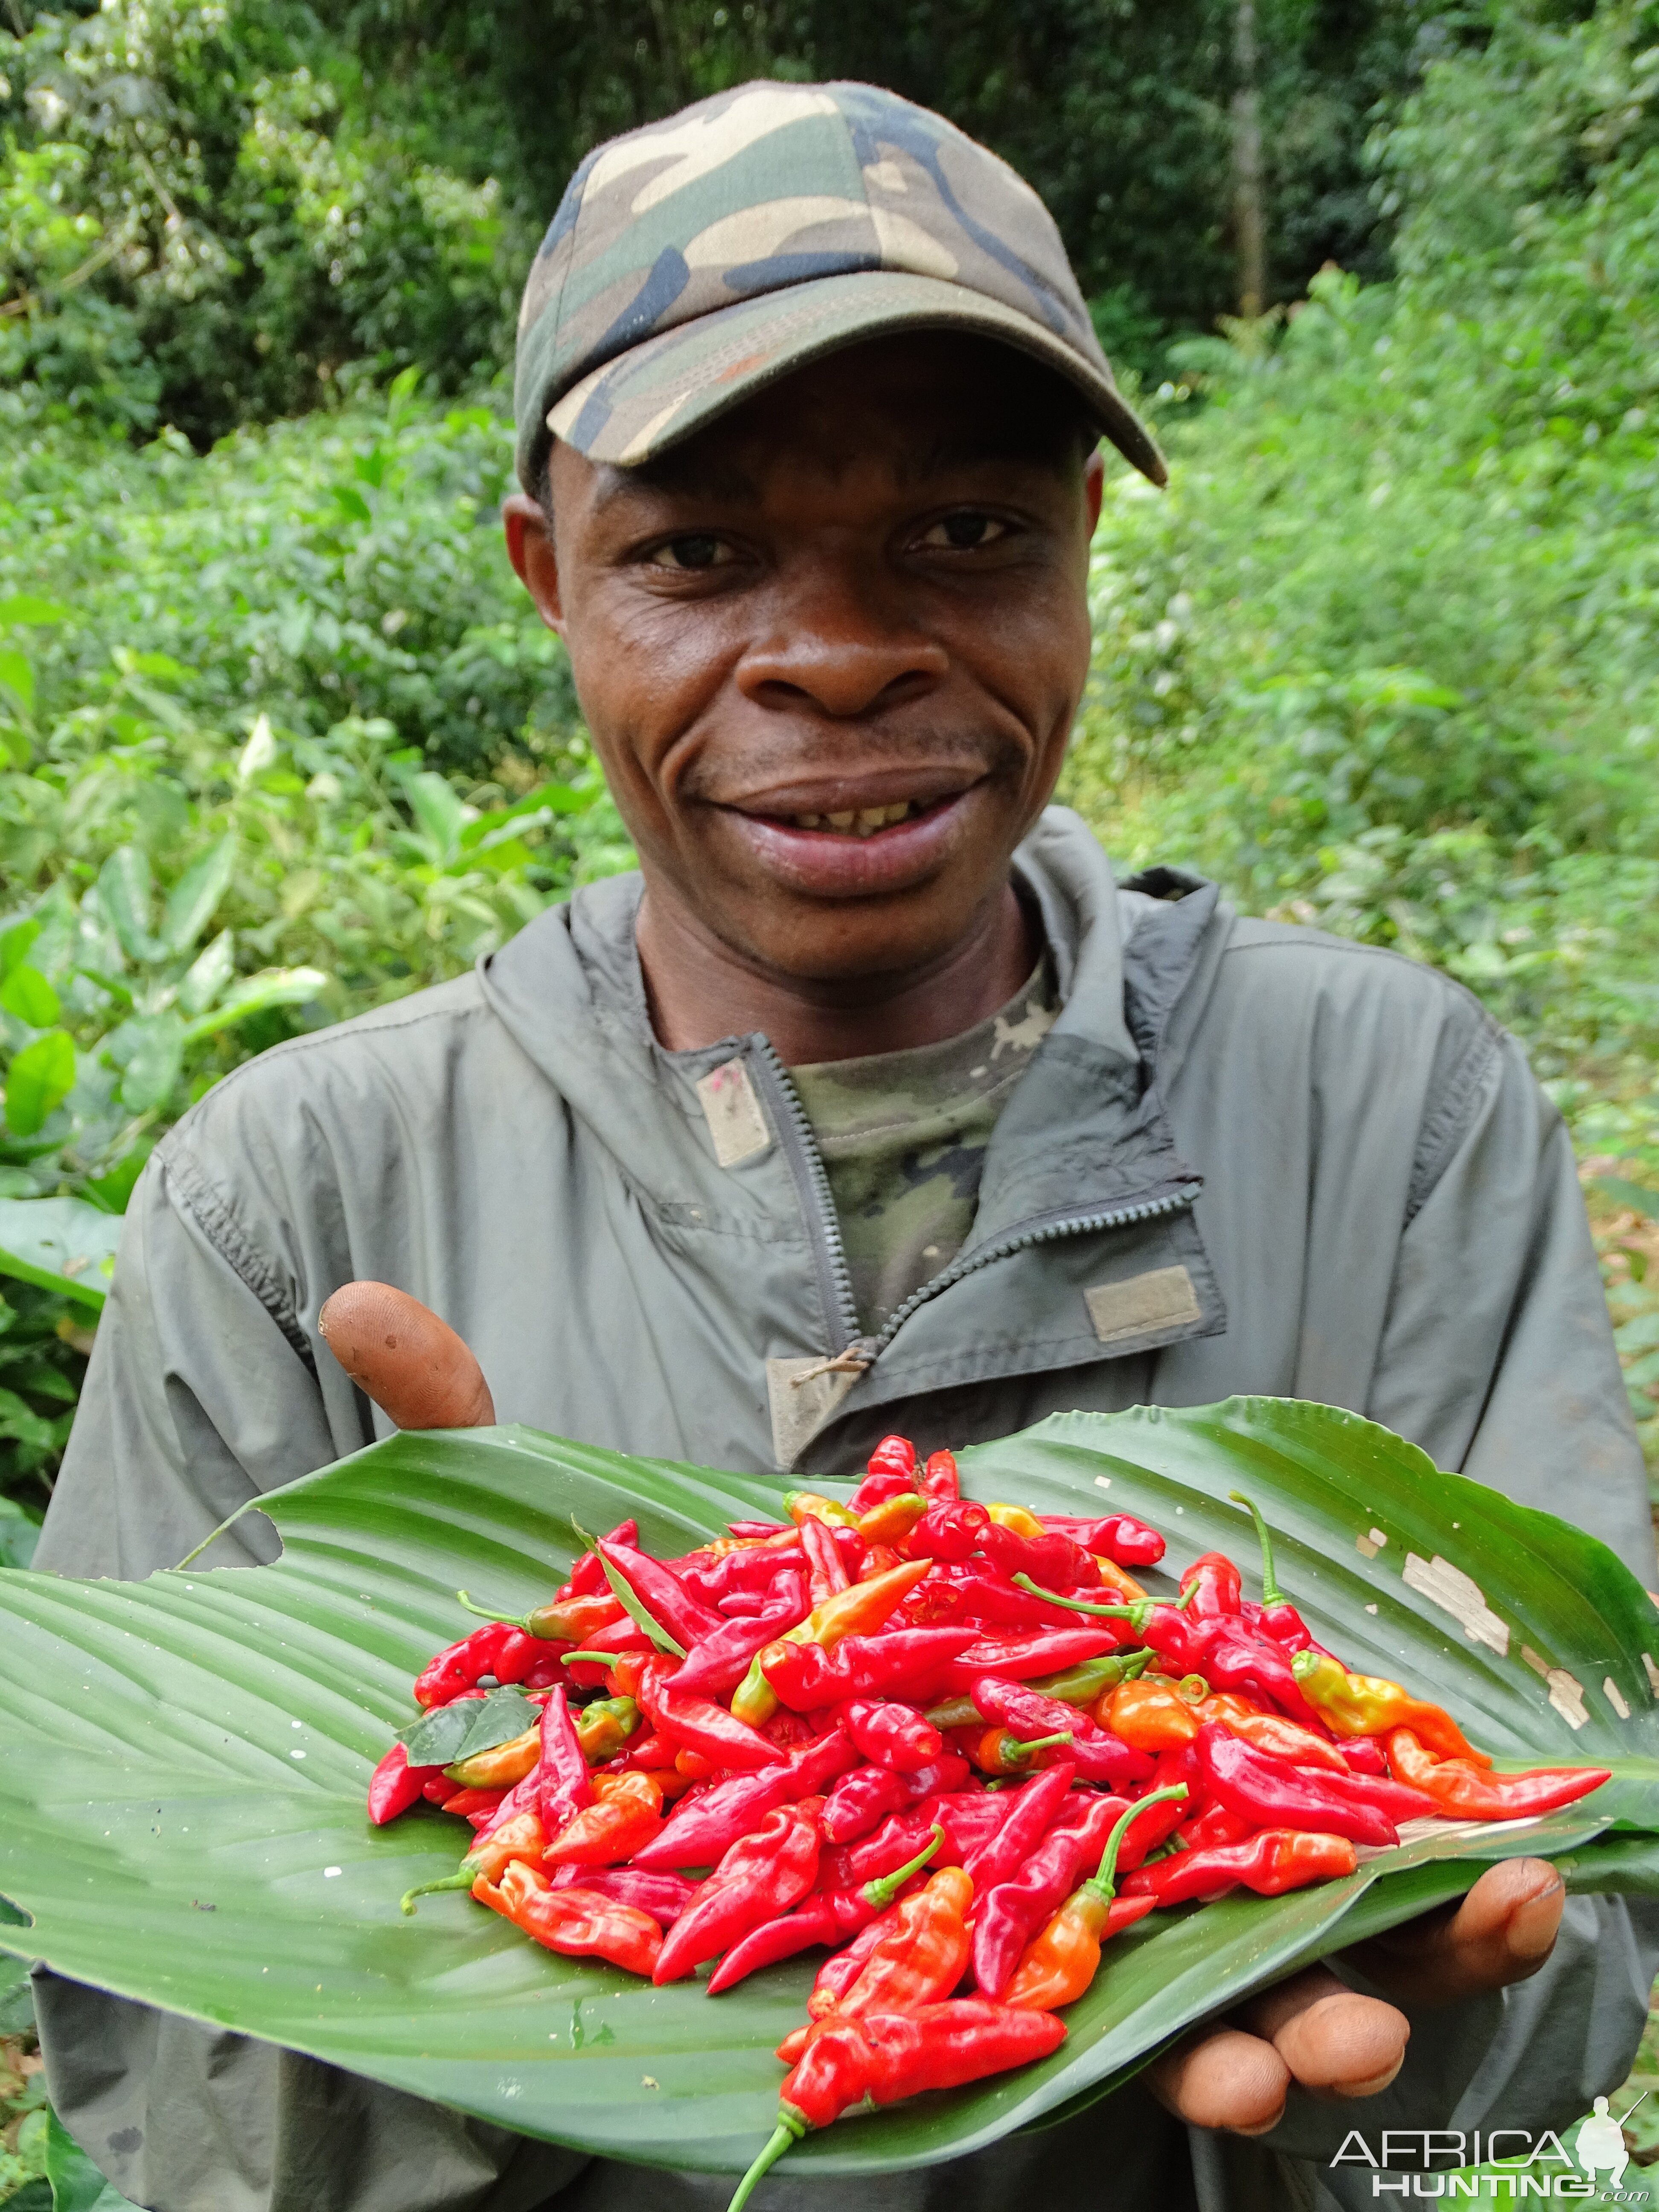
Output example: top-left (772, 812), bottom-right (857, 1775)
top-left (766, 1356), bottom-right (858, 1469)
top-left (696, 1057), bottom-right (771, 1167)
top-left (1084, 1264), bottom-right (1202, 1347)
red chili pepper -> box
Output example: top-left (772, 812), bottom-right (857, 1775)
top-left (819, 1809), bottom-right (947, 1893)
top-left (637, 1667), bottom-right (787, 1773)
top-left (597, 1537), bottom-right (725, 1654)
top-left (961, 1757), bottom-right (1077, 1890)
top-left (919, 1448), bottom-right (960, 1503)
top-left (980, 1522), bottom-right (1102, 1592)
top-left (671, 1570), bottom-right (809, 1698)
top-left (1039, 1513), bottom-right (1166, 1567)
top-left (821, 1764), bottom-right (911, 1844)
top-left (1196, 1723), bottom-right (1397, 1846)
top-left (533, 1684), bottom-right (593, 1835)
top-left (760, 1626), bottom-right (982, 1711)
top-left (931, 1562), bottom-right (1091, 1631)
top-left (675, 1540), bottom-right (805, 1608)
top-left (849, 1435), bottom-right (919, 1513)
top-left (632, 1725), bottom-right (855, 1868)
top-left (1302, 1764), bottom-right (1442, 1824)
top-left (809, 1863), bottom-right (974, 2029)
top-left (1001, 1786), bottom-right (1187, 2010)
top-left (799, 1514), bottom-right (850, 1607)
top-left (937, 1628), bottom-right (1125, 1691)
top-left (1121, 1826), bottom-right (1358, 1906)
top-left (905, 1499), bottom-right (991, 1561)
top-left (972, 1678), bottom-right (1156, 1790)
top-left (1178, 1801), bottom-right (1260, 1851)
top-left (971, 1789), bottom-right (1129, 1997)
top-left (1382, 1728), bottom-right (1611, 1821)
top-left (1179, 1551), bottom-right (1244, 1618)
top-left (545, 1863), bottom-right (694, 1923)
top-left (559, 1519), bottom-right (640, 1599)
top-left (368, 1741), bottom-right (441, 1824)
top-left (652, 1801), bottom-right (823, 1983)
top-left (1191, 1616), bottom-right (1331, 1732)
top-left (474, 1860), bottom-right (661, 1976)
top-left (413, 1621), bottom-right (521, 1708)
top-left (836, 1698), bottom-right (943, 1774)
top-left (730, 2001), bottom-right (1068, 2211)
top-left (706, 1827), bottom-right (946, 1994)
top-left (441, 1784), bottom-right (506, 1821)
top-left (1338, 1735), bottom-right (1389, 1777)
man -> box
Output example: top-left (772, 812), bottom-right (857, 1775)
top-left (35, 79), bottom-right (1656, 2212)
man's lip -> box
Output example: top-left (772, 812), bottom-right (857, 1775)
top-left (716, 767), bottom-right (978, 821)
top-left (719, 789), bottom-right (976, 897)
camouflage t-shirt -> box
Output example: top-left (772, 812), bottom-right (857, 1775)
top-left (789, 960), bottom-right (1060, 1337)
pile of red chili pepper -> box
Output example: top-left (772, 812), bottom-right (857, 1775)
top-left (367, 1444), bottom-right (1610, 2208)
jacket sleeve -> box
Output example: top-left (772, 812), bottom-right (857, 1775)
top-left (1365, 1023), bottom-right (1654, 1578)
top-left (30, 1150), bottom-right (588, 2212)
top-left (32, 1145), bottom-right (352, 1580)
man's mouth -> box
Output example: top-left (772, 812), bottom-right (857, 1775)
top-left (776, 801), bottom-right (920, 837)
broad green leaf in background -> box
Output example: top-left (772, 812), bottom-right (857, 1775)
top-left (93, 847), bottom-right (165, 966)
top-left (0, 1196), bottom-right (121, 1307)
top-left (44, 2109), bottom-right (142, 2212)
top-left (3, 1031), bottom-right (76, 1136)
top-left (0, 596), bottom-right (72, 628)
top-left (0, 1403), bottom-right (1656, 2181)
top-left (105, 1013), bottom-right (185, 1115)
top-left (0, 920), bottom-right (42, 979)
top-left (0, 1495), bottom-right (41, 1569)
top-left (180, 965), bottom-right (327, 1044)
top-left (0, 964), bottom-right (61, 1028)
top-left (0, 646), bottom-right (35, 718)
top-left (406, 770), bottom-right (467, 864)
top-left (1595, 1176), bottom-right (1659, 1222)
top-left (160, 835), bottom-right (237, 955)
top-left (177, 929), bottom-right (236, 1019)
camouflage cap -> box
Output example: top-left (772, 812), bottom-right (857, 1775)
top-left (514, 79), bottom-right (1166, 495)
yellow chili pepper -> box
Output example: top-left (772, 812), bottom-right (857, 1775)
top-left (1291, 1650), bottom-right (1490, 1766)
top-left (786, 1490), bottom-right (861, 1530)
top-left (987, 1502), bottom-right (1046, 1539)
top-left (856, 1492), bottom-right (927, 1546)
top-left (731, 1557), bottom-right (931, 1725)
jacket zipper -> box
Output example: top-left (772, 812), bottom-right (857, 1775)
top-left (748, 1038), bottom-right (864, 1355)
top-left (748, 1031), bottom-right (1197, 1373)
top-left (867, 1185), bottom-right (1198, 1358)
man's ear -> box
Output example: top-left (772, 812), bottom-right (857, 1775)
top-left (1083, 448), bottom-right (1106, 539)
top-left (502, 490), bottom-right (565, 634)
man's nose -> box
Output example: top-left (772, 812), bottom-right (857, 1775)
top-left (734, 570), bottom-right (950, 719)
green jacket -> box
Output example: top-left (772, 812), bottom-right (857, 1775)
top-left (33, 808), bottom-right (1656, 2212)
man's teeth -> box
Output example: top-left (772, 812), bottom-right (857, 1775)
top-left (787, 801), bottom-right (919, 836)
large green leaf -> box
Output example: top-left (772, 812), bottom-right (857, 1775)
top-left (0, 1404), bottom-right (1656, 2182)
top-left (0, 1195), bottom-right (119, 1308)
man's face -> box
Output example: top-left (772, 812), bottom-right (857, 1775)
top-left (506, 333), bottom-right (1104, 989)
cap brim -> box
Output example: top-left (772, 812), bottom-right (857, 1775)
top-left (537, 267), bottom-right (1167, 489)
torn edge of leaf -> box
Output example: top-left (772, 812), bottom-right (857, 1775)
top-left (1643, 1653), bottom-right (1659, 1697)
top-left (1520, 1643), bottom-right (1589, 1729)
top-left (1604, 1677), bottom-right (1631, 1720)
top-left (1402, 1551), bottom-right (1509, 1656)
top-left (1355, 1525), bottom-right (1388, 1559)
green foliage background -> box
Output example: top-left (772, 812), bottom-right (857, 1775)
top-left (3, 0), bottom-right (1659, 2182)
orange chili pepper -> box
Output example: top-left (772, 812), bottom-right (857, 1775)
top-left (1092, 1557), bottom-right (1148, 1604)
top-left (1383, 1728), bottom-right (1611, 1822)
top-left (1003, 1785), bottom-right (1186, 2011)
top-left (790, 1865), bottom-right (973, 2046)
top-left (971, 1726), bottom-right (1075, 1777)
top-left (443, 1724), bottom-right (541, 1790)
top-left (732, 1558), bottom-right (933, 1726)
top-left (1225, 1711), bottom-right (1351, 1774)
top-left (1102, 1679), bottom-right (1199, 1751)
top-left (543, 1770), bottom-right (663, 1866)
top-left (1192, 1691), bottom-right (1267, 1729)
top-left (474, 1860), bottom-right (662, 1976)
top-left (856, 1493), bottom-right (927, 1547)
top-left (398, 1807), bottom-right (548, 1916)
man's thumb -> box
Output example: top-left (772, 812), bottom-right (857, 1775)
top-left (318, 1281), bottom-right (495, 1429)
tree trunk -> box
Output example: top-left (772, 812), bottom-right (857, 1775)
top-left (1231, 0), bottom-right (1266, 318)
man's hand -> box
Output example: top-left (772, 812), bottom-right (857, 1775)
top-left (318, 1281), bottom-right (495, 1429)
top-left (321, 1286), bottom-right (1568, 2138)
top-left (1147, 1857), bottom-right (1565, 2133)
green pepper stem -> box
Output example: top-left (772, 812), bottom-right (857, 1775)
top-left (455, 1591), bottom-right (530, 1628)
top-left (1173, 1579), bottom-right (1200, 1611)
top-left (864, 1822), bottom-right (945, 1908)
top-left (1228, 1491), bottom-right (1284, 1606)
top-left (1085, 1783), bottom-right (1189, 1902)
top-left (557, 1651), bottom-right (621, 1665)
top-left (1011, 1574), bottom-right (1144, 1623)
top-left (726, 2114), bottom-right (807, 2212)
top-left (1289, 1648), bottom-right (1320, 1681)
top-left (399, 1868), bottom-right (475, 1916)
top-left (1009, 1729), bottom-right (1074, 1767)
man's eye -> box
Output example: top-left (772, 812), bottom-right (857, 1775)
top-left (918, 512), bottom-right (1010, 550)
top-left (649, 534), bottom-right (731, 571)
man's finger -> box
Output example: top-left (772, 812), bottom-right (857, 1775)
top-left (1346, 1858), bottom-right (1564, 2008)
top-left (1240, 1965), bottom-right (1410, 2098)
top-left (318, 1282), bottom-right (495, 1430)
top-left (1147, 2026), bottom-right (1291, 2135)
